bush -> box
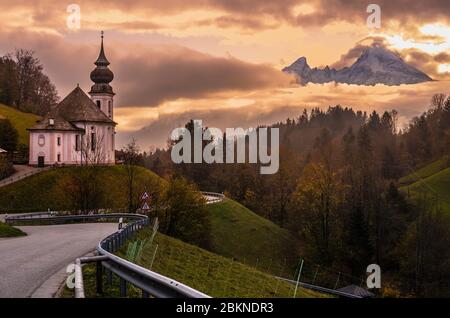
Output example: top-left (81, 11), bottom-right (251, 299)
top-left (0, 118), bottom-right (18, 151)
top-left (0, 157), bottom-right (14, 180)
top-left (158, 177), bottom-right (211, 249)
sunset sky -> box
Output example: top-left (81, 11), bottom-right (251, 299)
top-left (0, 0), bottom-right (449, 148)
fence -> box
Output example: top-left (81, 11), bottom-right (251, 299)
top-left (201, 191), bottom-right (225, 204)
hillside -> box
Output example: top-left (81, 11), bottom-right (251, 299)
top-left (0, 165), bottom-right (302, 276)
top-left (206, 198), bottom-right (300, 274)
top-left (402, 167), bottom-right (450, 216)
top-left (0, 104), bottom-right (40, 145)
top-left (399, 156), bottom-right (450, 186)
top-left (66, 230), bottom-right (327, 298)
top-left (0, 165), bottom-right (163, 213)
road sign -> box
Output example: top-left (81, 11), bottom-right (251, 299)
top-left (141, 192), bottom-right (149, 201)
top-left (142, 202), bottom-right (150, 211)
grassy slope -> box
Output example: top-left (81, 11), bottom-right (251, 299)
top-left (399, 156), bottom-right (449, 186)
top-left (0, 165), bottom-right (301, 272)
top-left (0, 165), bottom-right (302, 280)
top-left (402, 167), bottom-right (450, 216)
top-left (0, 165), bottom-right (163, 213)
top-left (0, 104), bottom-right (40, 145)
top-left (0, 222), bottom-right (26, 237)
top-left (63, 230), bottom-right (327, 298)
top-left (206, 198), bottom-right (300, 275)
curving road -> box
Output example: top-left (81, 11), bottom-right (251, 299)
top-left (0, 223), bottom-right (117, 298)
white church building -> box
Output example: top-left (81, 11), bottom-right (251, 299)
top-left (28, 33), bottom-right (117, 166)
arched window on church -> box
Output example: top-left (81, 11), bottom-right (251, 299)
top-left (96, 100), bottom-right (101, 108)
top-left (38, 135), bottom-right (45, 147)
top-left (108, 101), bottom-right (112, 117)
top-left (75, 135), bottom-right (81, 151)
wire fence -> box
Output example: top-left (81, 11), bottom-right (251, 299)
top-left (119, 226), bottom-right (367, 298)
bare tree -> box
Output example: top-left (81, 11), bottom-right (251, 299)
top-left (64, 128), bottom-right (108, 213)
top-left (122, 138), bottom-right (141, 213)
top-left (13, 49), bottom-right (58, 114)
top-left (79, 128), bottom-right (107, 165)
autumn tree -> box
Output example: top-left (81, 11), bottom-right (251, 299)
top-left (399, 194), bottom-right (450, 297)
top-left (159, 177), bottom-right (211, 248)
top-left (289, 163), bottom-right (344, 265)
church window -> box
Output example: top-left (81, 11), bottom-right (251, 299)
top-left (38, 135), bottom-right (45, 146)
top-left (57, 154), bottom-right (61, 162)
top-left (57, 136), bottom-right (61, 146)
top-left (108, 101), bottom-right (112, 117)
top-left (91, 132), bottom-right (96, 151)
top-left (75, 135), bottom-right (81, 151)
top-left (96, 100), bottom-right (101, 108)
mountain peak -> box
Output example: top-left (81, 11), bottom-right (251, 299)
top-left (284, 46), bottom-right (432, 86)
top-left (356, 46), bottom-right (403, 66)
top-left (295, 56), bottom-right (308, 64)
top-left (290, 56), bottom-right (309, 69)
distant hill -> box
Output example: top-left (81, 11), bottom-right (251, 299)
top-left (0, 104), bottom-right (40, 145)
top-left (399, 156), bottom-right (450, 186)
top-left (401, 166), bottom-right (450, 217)
top-left (206, 198), bottom-right (301, 274)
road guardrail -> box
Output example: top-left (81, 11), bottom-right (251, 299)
top-left (5, 212), bottom-right (209, 298)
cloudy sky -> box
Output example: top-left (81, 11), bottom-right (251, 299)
top-left (0, 0), bottom-right (449, 148)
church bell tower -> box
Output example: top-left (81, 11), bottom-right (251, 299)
top-left (89, 31), bottom-right (115, 120)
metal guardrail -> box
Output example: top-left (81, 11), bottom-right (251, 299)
top-left (4, 211), bottom-right (58, 221)
top-left (5, 211), bottom-right (210, 298)
top-left (201, 191), bottom-right (225, 204)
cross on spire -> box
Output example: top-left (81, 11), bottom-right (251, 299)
top-left (94, 30), bottom-right (110, 66)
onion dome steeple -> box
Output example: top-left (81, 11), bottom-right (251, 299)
top-left (89, 31), bottom-right (114, 95)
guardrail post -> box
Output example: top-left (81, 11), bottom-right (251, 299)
top-left (74, 259), bottom-right (85, 298)
top-left (96, 261), bottom-right (103, 294)
top-left (106, 268), bottom-right (113, 285)
top-left (119, 278), bottom-right (127, 297)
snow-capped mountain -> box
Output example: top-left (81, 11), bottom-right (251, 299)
top-left (283, 46), bottom-right (433, 86)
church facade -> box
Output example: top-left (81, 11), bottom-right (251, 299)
top-left (28, 33), bottom-right (117, 166)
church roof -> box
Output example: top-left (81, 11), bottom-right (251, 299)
top-left (27, 114), bottom-right (83, 132)
top-left (54, 86), bottom-right (115, 123)
top-left (28, 86), bottom-right (116, 131)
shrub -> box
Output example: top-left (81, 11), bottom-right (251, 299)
top-left (0, 157), bottom-right (14, 180)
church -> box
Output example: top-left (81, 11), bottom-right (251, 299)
top-left (28, 33), bottom-right (117, 166)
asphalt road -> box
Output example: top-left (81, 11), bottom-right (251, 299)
top-left (0, 223), bottom-right (117, 298)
